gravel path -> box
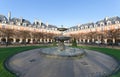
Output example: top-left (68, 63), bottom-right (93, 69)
top-left (7, 48), bottom-right (119, 77)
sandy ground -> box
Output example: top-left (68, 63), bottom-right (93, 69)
top-left (7, 48), bottom-right (119, 77)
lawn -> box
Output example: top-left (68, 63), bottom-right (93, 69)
top-left (0, 46), bottom-right (48, 77)
top-left (77, 46), bottom-right (120, 77)
top-left (0, 45), bottom-right (120, 77)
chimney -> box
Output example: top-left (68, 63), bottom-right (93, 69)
top-left (8, 12), bottom-right (11, 21)
top-left (20, 17), bottom-right (23, 23)
top-left (46, 22), bottom-right (48, 27)
top-left (78, 24), bottom-right (80, 27)
top-left (105, 16), bottom-right (109, 21)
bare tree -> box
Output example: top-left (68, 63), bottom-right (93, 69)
top-left (0, 28), bottom-right (15, 46)
top-left (19, 30), bottom-right (30, 45)
top-left (105, 29), bottom-right (120, 47)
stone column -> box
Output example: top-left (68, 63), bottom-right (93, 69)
top-left (0, 37), bottom-right (1, 42)
top-left (6, 37), bottom-right (8, 43)
top-left (104, 39), bottom-right (107, 44)
top-left (92, 39), bottom-right (94, 43)
top-left (113, 38), bottom-right (115, 44)
top-left (13, 38), bottom-right (16, 43)
top-left (83, 39), bottom-right (85, 43)
top-left (26, 39), bottom-right (28, 43)
top-left (51, 39), bottom-right (53, 42)
top-left (30, 38), bottom-right (33, 43)
top-left (47, 38), bottom-right (49, 43)
top-left (44, 39), bottom-right (46, 43)
top-left (87, 39), bottom-right (90, 43)
top-left (19, 38), bottom-right (23, 43)
top-left (40, 39), bottom-right (42, 43)
top-left (79, 39), bottom-right (81, 43)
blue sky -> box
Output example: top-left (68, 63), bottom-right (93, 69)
top-left (0, 0), bottom-right (120, 27)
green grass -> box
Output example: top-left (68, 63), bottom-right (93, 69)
top-left (0, 46), bottom-right (48, 77)
top-left (77, 46), bottom-right (120, 77)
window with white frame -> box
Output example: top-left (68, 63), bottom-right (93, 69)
top-left (100, 22), bottom-right (104, 26)
top-left (10, 22), bottom-right (14, 25)
top-left (23, 23), bottom-right (27, 26)
top-left (107, 21), bottom-right (111, 25)
top-left (81, 27), bottom-right (83, 29)
top-left (90, 25), bottom-right (93, 28)
top-left (94, 24), bottom-right (97, 27)
top-left (17, 22), bottom-right (21, 26)
top-left (85, 26), bottom-right (88, 29)
top-left (2, 21), bottom-right (6, 24)
top-left (115, 21), bottom-right (119, 24)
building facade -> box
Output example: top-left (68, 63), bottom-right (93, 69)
top-left (0, 12), bottom-right (60, 44)
top-left (0, 12), bottom-right (120, 45)
top-left (65, 17), bottom-right (120, 44)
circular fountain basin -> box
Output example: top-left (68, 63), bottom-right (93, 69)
top-left (40, 47), bottom-right (85, 57)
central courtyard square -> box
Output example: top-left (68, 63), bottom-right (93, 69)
top-left (7, 48), bottom-right (118, 77)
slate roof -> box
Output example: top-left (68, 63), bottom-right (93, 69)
top-left (0, 15), bottom-right (8, 22)
top-left (10, 17), bottom-right (31, 26)
top-left (0, 13), bottom-right (120, 29)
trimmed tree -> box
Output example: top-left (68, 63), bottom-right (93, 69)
top-left (72, 38), bottom-right (77, 47)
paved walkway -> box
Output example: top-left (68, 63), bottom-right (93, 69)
top-left (7, 48), bottom-right (119, 77)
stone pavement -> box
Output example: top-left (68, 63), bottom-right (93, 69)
top-left (7, 48), bottom-right (119, 77)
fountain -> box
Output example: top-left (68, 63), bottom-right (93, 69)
top-left (40, 26), bottom-right (85, 57)
top-left (54, 27), bottom-right (70, 51)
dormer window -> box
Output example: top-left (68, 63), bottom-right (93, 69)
top-left (18, 22), bottom-right (21, 26)
top-left (94, 24), bottom-right (97, 27)
top-left (115, 21), bottom-right (119, 24)
top-left (2, 21), bottom-right (6, 24)
top-left (81, 27), bottom-right (84, 29)
top-left (16, 20), bottom-right (18, 23)
top-left (55, 28), bottom-right (57, 30)
top-left (42, 26), bottom-right (45, 28)
top-left (107, 21), bottom-right (111, 25)
top-left (52, 28), bottom-right (54, 30)
top-left (90, 25), bottom-right (93, 28)
top-left (85, 26), bottom-right (88, 29)
top-left (71, 28), bottom-right (73, 31)
top-left (23, 23), bottom-right (27, 26)
top-left (10, 22), bottom-right (14, 25)
top-left (100, 22), bottom-right (104, 26)
top-left (78, 28), bottom-right (80, 30)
